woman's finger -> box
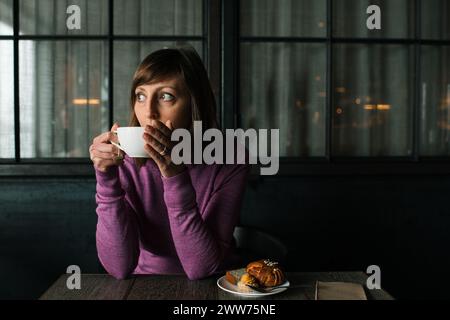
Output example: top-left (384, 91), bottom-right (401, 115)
top-left (111, 123), bottom-right (119, 133)
top-left (92, 123), bottom-right (119, 145)
top-left (144, 143), bottom-right (167, 166)
top-left (144, 125), bottom-right (172, 149)
top-left (93, 142), bottom-right (120, 154)
top-left (93, 131), bottom-right (118, 145)
top-left (143, 132), bottom-right (169, 156)
top-left (150, 119), bottom-right (172, 137)
top-left (109, 123), bottom-right (120, 144)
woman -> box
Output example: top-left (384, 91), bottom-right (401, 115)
top-left (89, 46), bottom-right (250, 280)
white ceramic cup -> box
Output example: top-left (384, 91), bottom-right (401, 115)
top-left (110, 127), bottom-right (149, 158)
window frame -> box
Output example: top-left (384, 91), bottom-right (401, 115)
top-left (2, 0), bottom-right (450, 177)
top-left (0, 0), bottom-right (220, 176)
top-left (227, 0), bottom-right (450, 176)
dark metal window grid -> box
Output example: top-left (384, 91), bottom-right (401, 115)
top-left (0, 0), bottom-right (211, 169)
top-left (1, 0), bottom-right (450, 176)
top-left (236, 0), bottom-right (450, 162)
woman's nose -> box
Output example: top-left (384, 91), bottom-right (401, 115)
top-left (149, 100), bottom-right (159, 120)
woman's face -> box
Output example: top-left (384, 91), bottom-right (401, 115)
top-left (133, 76), bottom-right (191, 130)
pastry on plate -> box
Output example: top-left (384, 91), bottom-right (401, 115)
top-left (246, 259), bottom-right (285, 287)
top-left (225, 268), bottom-right (247, 286)
top-left (225, 259), bottom-right (286, 288)
top-left (238, 273), bottom-right (259, 288)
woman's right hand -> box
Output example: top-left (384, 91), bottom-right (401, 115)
top-left (90, 123), bottom-right (124, 173)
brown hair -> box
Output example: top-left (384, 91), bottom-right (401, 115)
top-left (128, 46), bottom-right (219, 168)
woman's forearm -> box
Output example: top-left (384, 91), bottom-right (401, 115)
top-left (162, 165), bottom-right (249, 280)
top-left (95, 168), bottom-right (140, 279)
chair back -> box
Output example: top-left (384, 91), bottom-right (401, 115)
top-left (233, 226), bottom-right (288, 266)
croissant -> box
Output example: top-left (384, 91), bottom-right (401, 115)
top-left (246, 259), bottom-right (285, 287)
top-left (238, 273), bottom-right (259, 288)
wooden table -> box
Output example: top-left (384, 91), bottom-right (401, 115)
top-left (40, 271), bottom-right (394, 300)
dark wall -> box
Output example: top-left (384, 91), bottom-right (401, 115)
top-left (1, 174), bottom-right (449, 299)
top-left (0, 179), bottom-right (100, 299)
top-left (243, 175), bottom-right (450, 300)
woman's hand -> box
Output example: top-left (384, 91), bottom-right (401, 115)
top-left (143, 119), bottom-right (186, 178)
top-left (89, 123), bottom-right (124, 173)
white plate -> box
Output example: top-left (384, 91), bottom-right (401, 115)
top-left (217, 276), bottom-right (290, 297)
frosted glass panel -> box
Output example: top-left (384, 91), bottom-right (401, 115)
top-left (0, 0), bottom-right (13, 35)
top-left (19, 41), bottom-right (109, 158)
top-left (240, 43), bottom-right (327, 157)
top-left (332, 44), bottom-right (414, 156)
top-left (333, 0), bottom-right (415, 39)
top-left (240, 0), bottom-right (326, 37)
top-left (114, 0), bottom-right (202, 36)
top-left (0, 40), bottom-right (14, 158)
top-left (20, 0), bottom-right (108, 35)
top-left (420, 46), bottom-right (450, 155)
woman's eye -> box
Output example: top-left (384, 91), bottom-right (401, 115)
top-left (161, 93), bottom-right (175, 102)
top-left (136, 93), bottom-right (146, 102)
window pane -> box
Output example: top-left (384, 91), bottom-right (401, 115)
top-left (421, 0), bottom-right (450, 40)
top-left (240, 43), bottom-right (326, 157)
top-left (0, 40), bottom-right (14, 158)
top-left (420, 46), bottom-right (450, 156)
top-left (333, 0), bottom-right (415, 39)
top-left (332, 44), bottom-right (414, 156)
top-left (240, 0), bottom-right (326, 38)
top-left (0, 0), bottom-right (13, 35)
top-left (113, 41), bottom-right (203, 126)
top-left (114, 0), bottom-right (202, 36)
top-left (19, 41), bottom-right (109, 158)
top-left (20, 0), bottom-right (108, 35)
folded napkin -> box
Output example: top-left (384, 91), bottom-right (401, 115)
top-left (315, 281), bottom-right (367, 300)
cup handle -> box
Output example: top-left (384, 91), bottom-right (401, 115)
top-left (109, 134), bottom-right (126, 152)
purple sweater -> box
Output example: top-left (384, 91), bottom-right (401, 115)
top-left (94, 154), bottom-right (250, 280)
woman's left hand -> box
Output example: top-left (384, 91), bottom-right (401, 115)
top-left (143, 119), bottom-right (186, 178)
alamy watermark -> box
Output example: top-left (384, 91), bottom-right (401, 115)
top-left (65, 4), bottom-right (381, 33)
top-left (65, 4), bottom-right (381, 32)
top-left (66, 5), bottom-right (81, 30)
top-left (366, 5), bottom-right (382, 30)
top-left (366, 265), bottom-right (381, 290)
top-left (66, 265), bottom-right (81, 290)
top-left (171, 121), bottom-right (280, 176)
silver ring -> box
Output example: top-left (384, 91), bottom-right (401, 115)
top-left (160, 146), bottom-right (168, 156)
